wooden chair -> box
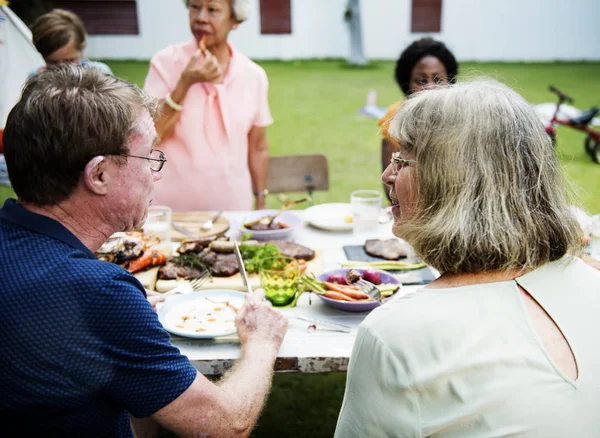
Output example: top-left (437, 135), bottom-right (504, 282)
top-left (266, 154), bottom-right (329, 203)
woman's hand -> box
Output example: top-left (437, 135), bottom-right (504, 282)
top-left (582, 254), bottom-right (600, 271)
top-left (181, 49), bottom-right (223, 86)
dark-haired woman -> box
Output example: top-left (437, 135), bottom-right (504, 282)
top-left (379, 38), bottom-right (458, 195)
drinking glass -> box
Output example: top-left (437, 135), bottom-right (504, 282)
top-left (143, 205), bottom-right (172, 243)
top-left (350, 190), bottom-right (383, 241)
top-left (259, 256), bottom-right (299, 306)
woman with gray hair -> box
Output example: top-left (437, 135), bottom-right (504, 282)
top-left (335, 79), bottom-right (600, 437)
top-left (144, 0), bottom-right (272, 211)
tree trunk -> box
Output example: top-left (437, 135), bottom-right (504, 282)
top-left (347, 0), bottom-right (367, 65)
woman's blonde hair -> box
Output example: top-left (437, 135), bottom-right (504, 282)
top-left (388, 79), bottom-right (583, 274)
top-left (184, 0), bottom-right (250, 22)
top-left (31, 9), bottom-right (86, 59)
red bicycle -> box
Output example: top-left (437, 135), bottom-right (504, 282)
top-left (545, 86), bottom-right (600, 163)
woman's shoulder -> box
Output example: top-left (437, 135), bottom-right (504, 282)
top-left (151, 40), bottom-right (196, 66)
top-left (360, 285), bottom-right (510, 360)
top-left (231, 48), bottom-right (268, 80)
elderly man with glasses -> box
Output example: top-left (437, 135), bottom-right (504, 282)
top-left (0, 64), bottom-right (288, 438)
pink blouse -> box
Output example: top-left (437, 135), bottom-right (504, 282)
top-left (144, 40), bottom-right (273, 212)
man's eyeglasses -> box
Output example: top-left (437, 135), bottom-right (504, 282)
top-left (122, 149), bottom-right (167, 172)
top-left (390, 152), bottom-right (416, 175)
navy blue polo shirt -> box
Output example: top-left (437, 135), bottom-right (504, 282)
top-left (0, 199), bottom-right (197, 437)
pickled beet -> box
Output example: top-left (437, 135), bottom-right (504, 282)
top-left (362, 270), bottom-right (382, 285)
top-left (326, 274), bottom-right (348, 285)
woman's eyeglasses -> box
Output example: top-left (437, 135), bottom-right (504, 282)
top-left (122, 149), bottom-right (167, 172)
top-left (390, 152), bottom-right (416, 176)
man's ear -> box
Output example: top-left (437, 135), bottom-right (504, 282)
top-left (83, 156), bottom-right (109, 195)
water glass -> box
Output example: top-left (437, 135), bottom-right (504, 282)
top-left (259, 256), bottom-right (299, 306)
top-left (350, 190), bottom-right (382, 241)
top-left (143, 205), bottom-right (172, 243)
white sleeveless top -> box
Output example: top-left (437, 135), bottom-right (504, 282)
top-left (335, 256), bottom-right (600, 437)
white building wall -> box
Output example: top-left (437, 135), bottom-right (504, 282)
top-left (86, 0), bottom-right (600, 61)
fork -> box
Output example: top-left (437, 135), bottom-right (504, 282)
top-left (162, 271), bottom-right (211, 298)
top-left (354, 279), bottom-right (383, 304)
top-left (201, 211), bottom-right (223, 231)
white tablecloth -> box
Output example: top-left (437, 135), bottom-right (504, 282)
top-left (168, 210), bottom-right (428, 375)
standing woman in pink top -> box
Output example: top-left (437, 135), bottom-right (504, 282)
top-left (144, 0), bottom-right (272, 211)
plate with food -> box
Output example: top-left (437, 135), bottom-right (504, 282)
top-left (155, 237), bottom-right (319, 292)
top-left (303, 203), bottom-right (353, 232)
top-left (157, 289), bottom-right (245, 339)
top-left (304, 268), bottom-right (400, 312)
top-left (241, 209), bottom-right (302, 240)
top-left (95, 231), bottom-right (170, 290)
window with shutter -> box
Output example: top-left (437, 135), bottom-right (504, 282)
top-left (259, 0), bottom-right (291, 34)
top-left (52, 0), bottom-right (139, 35)
top-left (411, 0), bottom-right (443, 33)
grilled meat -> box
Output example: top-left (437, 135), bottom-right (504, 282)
top-left (345, 268), bottom-right (362, 284)
top-left (266, 240), bottom-right (315, 261)
top-left (211, 253), bottom-right (239, 277)
top-left (364, 238), bottom-right (407, 260)
top-left (177, 237), bottom-right (216, 254)
top-left (158, 261), bottom-right (204, 280)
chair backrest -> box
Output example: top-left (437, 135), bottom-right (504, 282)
top-left (267, 154), bottom-right (329, 198)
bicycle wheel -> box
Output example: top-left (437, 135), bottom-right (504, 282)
top-left (585, 135), bottom-right (595, 157)
top-left (592, 140), bottom-right (600, 164)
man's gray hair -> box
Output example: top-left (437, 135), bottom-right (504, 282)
top-left (184, 0), bottom-right (250, 22)
top-left (388, 79), bottom-right (583, 274)
top-left (3, 64), bottom-right (157, 206)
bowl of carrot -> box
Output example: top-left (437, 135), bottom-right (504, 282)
top-left (314, 268), bottom-right (400, 312)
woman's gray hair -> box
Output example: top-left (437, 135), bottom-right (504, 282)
top-left (184, 0), bottom-right (250, 22)
top-left (388, 79), bottom-right (583, 274)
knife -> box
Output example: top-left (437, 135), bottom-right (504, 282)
top-left (172, 222), bottom-right (200, 239)
top-left (294, 315), bottom-right (352, 333)
top-left (234, 240), bottom-right (253, 295)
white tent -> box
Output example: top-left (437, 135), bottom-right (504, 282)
top-left (0, 5), bottom-right (44, 130)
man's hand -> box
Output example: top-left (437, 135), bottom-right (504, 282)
top-left (181, 49), bottom-right (223, 85)
top-left (146, 289), bottom-right (165, 311)
top-left (235, 288), bottom-right (288, 350)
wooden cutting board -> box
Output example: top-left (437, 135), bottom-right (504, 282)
top-left (153, 249), bottom-right (324, 292)
top-left (171, 212), bottom-right (230, 241)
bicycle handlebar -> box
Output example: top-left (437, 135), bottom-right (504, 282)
top-left (548, 85), bottom-right (574, 104)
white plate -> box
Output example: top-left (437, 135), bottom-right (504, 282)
top-left (303, 203), bottom-right (353, 232)
top-left (158, 289), bottom-right (245, 339)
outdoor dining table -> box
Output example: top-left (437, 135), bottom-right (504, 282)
top-left (167, 209), bottom-right (425, 376)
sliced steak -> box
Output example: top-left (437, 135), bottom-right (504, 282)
top-left (364, 238), bottom-right (407, 260)
top-left (266, 240), bottom-right (315, 261)
top-left (177, 237), bottom-right (216, 254)
top-left (211, 253), bottom-right (239, 277)
top-left (158, 262), bottom-right (179, 280)
top-left (158, 262), bottom-right (203, 280)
